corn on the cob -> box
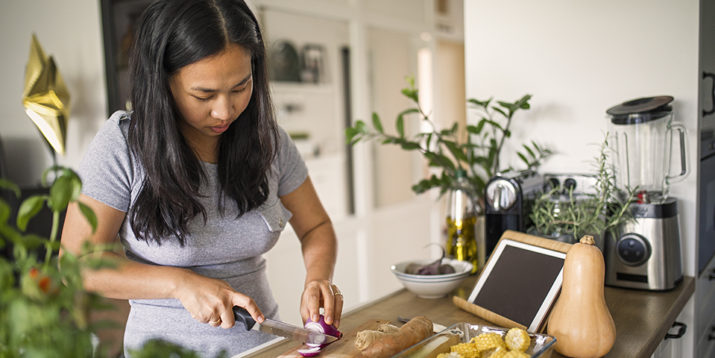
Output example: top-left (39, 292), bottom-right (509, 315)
top-left (503, 350), bottom-right (530, 358)
top-left (436, 353), bottom-right (464, 358)
top-left (450, 342), bottom-right (481, 358)
top-left (504, 328), bottom-right (531, 352)
top-left (482, 346), bottom-right (509, 358)
top-left (470, 332), bottom-right (506, 352)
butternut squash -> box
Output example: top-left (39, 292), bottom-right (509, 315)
top-left (547, 235), bottom-right (616, 358)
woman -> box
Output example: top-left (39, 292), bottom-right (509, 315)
top-left (59, 0), bottom-right (342, 356)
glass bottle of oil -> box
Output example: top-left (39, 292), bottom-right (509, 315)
top-left (445, 169), bottom-right (478, 273)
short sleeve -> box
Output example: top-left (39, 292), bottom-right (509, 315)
top-left (77, 111), bottom-right (134, 212)
top-left (276, 127), bottom-right (308, 196)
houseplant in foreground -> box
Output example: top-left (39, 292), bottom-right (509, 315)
top-left (346, 77), bottom-right (551, 269)
top-left (0, 167), bottom-right (110, 356)
top-left (0, 167), bottom-right (217, 357)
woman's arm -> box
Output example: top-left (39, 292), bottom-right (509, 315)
top-left (280, 176), bottom-right (342, 327)
top-left (59, 194), bottom-right (265, 328)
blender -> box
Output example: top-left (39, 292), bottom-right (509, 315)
top-left (604, 96), bottom-right (687, 290)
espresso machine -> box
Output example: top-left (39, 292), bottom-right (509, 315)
top-left (484, 170), bottom-right (542, 261)
top-left (605, 96), bottom-right (687, 290)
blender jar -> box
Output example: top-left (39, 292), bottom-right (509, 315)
top-left (606, 96), bottom-right (688, 202)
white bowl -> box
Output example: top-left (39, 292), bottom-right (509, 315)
top-left (390, 258), bottom-right (473, 299)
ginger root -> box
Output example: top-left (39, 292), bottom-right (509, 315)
top-left (354, 316), bottom-right (433, 357)
top-left (377, 323), bottom-right (400, 334)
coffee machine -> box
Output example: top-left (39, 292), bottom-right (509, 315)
top-left (605, 96), bottom-right (687, 290)
top-left (484, 170), bottom-right (542, 260)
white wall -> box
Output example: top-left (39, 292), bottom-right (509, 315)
top-left (464, 1), bottom-right (700, 355)
top-left (464, 0), bottom-right (699, 277)
top-left (0, 0), bottom-right (108, 186)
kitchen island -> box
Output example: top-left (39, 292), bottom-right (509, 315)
top-left (242, 275), bottom-right (694, 357)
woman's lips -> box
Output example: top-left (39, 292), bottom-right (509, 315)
top-left (210, 123), bottom-right (230, 134)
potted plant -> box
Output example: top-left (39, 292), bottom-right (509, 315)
top-left (346, 78), bottom-right (551, 268)
top-left (346, 78), bottom-right (551, 207)
top-left (0, 167), bottom-right (215, 357)
top-left (528, 136), bottom-right (635, 250)
top-left (0, 167), bottom-right (111, 356)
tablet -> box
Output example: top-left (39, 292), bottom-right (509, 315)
top-left (466, 231), bottom-right (570, 332)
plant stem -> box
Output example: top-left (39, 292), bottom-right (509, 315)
top-left (494, 114), bottom-right (514, 173)
top-left (45, 210), bottom-right (60, 265)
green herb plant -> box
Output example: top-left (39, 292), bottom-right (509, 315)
top-left (0, 167), bottom-right (229, 357)
top-left (346, 77), bottom-right (551, 210)
top-left (528, 135), bottom-right (635, 246)
top-left (0, 167), bottom-right (110, 357)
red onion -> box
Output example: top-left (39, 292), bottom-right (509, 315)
top-left (296, 346), bottom-right (322, 357)
top-left (298, 315), bottom-right (342, 356)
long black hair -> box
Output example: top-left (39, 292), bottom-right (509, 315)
top-left (127, 0), bottom-right (278, 246)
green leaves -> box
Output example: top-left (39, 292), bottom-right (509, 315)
top-left (78, 201), bottom-right (98, 233)
top-left (345, 120), bottom-right (367, 145)
top-left (0, 167), bottom-right (129, 358)
top-left (48, 172), bottom-right (81, 211)
top-left (400, 77), bottom-right (419, 102)
top-left (345, 76), bottom-right (550, 205)
top-left (411, 172), bottom-right (454, 195)
top-left (517, 141), bottom-right (553, 170)
top-left (467, 97), bottom-right (492, 108)
top-left (396, 115), bottom-right (405, 137)
top-left (442, 140), bottom-right (468, 163)
top-left (465, 92), bottom-right (545, 175)
top-left (529, 134), bottom-right (634, 241)
top-left (17, 195), bottom-right (45, 231)
top-left (372, 113), bottom-right (384, 133)
top-left (0, 178), bottom-right (21, 198)
top-left (15, 168), bottom-right (87, 233)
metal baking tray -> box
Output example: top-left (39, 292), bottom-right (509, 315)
top-left (394, 322), bottom-right (556, 358)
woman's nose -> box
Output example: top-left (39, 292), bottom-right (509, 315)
top-left (210, 96), bottom-right (234, 120)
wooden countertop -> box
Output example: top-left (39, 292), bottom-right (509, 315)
top-left (244, 275), bottom-right (694, 357)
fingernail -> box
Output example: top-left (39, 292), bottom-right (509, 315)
top-left (258, 315), bottom-right (265, 323)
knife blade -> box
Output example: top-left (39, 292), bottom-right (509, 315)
top-left (233, 306), bottom-right (338, 346)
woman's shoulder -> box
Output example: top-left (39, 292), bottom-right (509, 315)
top-left (275, 125), bottom-right (290, 143)
top-left (90, 110), bottom-right (132, 146)
top-left (84, 110), bottom-right (134, 157)
top-left (107, 110), bottom-right (132, 136)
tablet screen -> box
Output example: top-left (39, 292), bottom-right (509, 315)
top-left (468, 239), bottom-right (565, 331)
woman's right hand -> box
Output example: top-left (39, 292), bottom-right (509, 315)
top-left (172, 270), bottom-right (265, 329)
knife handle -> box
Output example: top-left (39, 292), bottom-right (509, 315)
top-left (232, 306), bottom-right (257, 331)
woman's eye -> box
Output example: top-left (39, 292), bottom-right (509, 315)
top-left (232, 86), bottom-right (248, 93)
top-left (193, 96), bottom-right (212, 102)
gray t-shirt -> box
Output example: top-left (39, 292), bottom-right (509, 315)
top-left (78, 110), bottom-right (308, 357)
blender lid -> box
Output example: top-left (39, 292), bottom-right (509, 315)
top-left (607, 96), bottom-right (674, 125)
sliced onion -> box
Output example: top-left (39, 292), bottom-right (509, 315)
top-left (304, 315), bottom-right (343, 340)
top-left (302, 314), bottom-right (343, 353)
top-left (297, 346), bottom-right (322, 357)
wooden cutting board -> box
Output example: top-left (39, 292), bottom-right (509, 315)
top-left (277, 319), bottom-right (391, 357)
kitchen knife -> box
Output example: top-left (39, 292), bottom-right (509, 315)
top-left (233, 306), bottom-right (339, 346)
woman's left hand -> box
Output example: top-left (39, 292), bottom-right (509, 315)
top-left (300, 280), bottom-right (343, 328)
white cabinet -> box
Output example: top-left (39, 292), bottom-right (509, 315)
top-left (651, 300), bottom-right (692, 358)
top-left (695, 257), bottom-right (715, 357)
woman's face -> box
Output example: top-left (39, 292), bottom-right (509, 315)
top-left (169, 43), bottom-right (253, 148)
